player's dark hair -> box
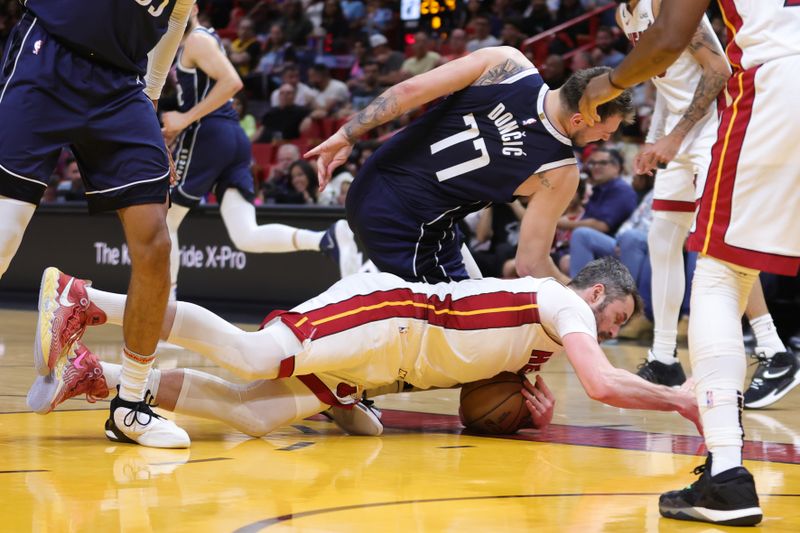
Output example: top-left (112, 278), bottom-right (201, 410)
top-left (569, 256), bottom-right (643, 317)
top-left (560, 66), bottom-right (634, 124)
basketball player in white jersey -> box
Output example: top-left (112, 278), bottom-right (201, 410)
top-left (27, 258), bottom-right (702, 440)
top-left (579, 0), bottom-right (800, 525)
top-left (616, 0), bottom-right (794, 397)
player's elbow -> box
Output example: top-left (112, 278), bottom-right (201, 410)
top-left (583, 379), bottom-right (613, 403)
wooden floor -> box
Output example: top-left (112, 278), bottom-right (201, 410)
top-left (2, 307), bottom-right (800, 532)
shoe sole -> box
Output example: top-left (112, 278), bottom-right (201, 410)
top-left (333, 220), bottom-right (360, 278)
top-left (745, 371), bottom-right (800, 409)
top-left (26, 372), bottom-right (61, 414)
top-left (34, 267), bottom-right (61, 376)
top-left (660, 504), bottom-right (762, 526)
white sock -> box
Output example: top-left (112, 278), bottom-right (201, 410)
top-left (166, 301), bottom-right (302, 380)
top-left (689, 257), bottom-right (757, 477)
top-left (86, 287), bottom-right (127, 325)
top-left (119, 347), bottom-right (155, 402)
top-left (173, 370), bottom-right (324, 436)
top-left (749, 313), bottom-right (786, 355)
top-left (101, 361), bottom-right (161, 398)
top-left (648, 213), bottom-right (692, 363)
top-left (0, 195), bottom-right (36, 279)
top-left (220, 189), bottom-right (323, 252)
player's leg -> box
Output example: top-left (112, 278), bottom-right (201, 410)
top-left (742, 277), bottom-right (800, 408)
top-left (638, 210), bottom-right (693, 383)
top-left (165, 203), bottom-right (191, 300)
top-left (0, 196), bottom-right (36, 278)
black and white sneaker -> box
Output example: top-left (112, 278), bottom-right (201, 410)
top-left (323, 399), bottom-right (383, 436)
top-left (636, 350), bottom-right (686, 387)
top-left (659, 455), bottom-right (762, 526)
top-left (320, 220), bottom-right (361, 277)
top-left (744, 347), bottom-right (800, 409)
top-left (106, 390), bottom-right (190, 449)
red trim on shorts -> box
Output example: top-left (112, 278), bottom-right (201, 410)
top-left (277, 356), bottom-right (296, 378)
top-left (652, 199), bottom-right (695, 212)
top-left (718, 0), bottom-right (744, 71)
top-left (687, 68), bottom-right (800, 276)
top-left (276, 289), bottom-right (541, 341)
top-left (296, 374), bottom-right (352, 408)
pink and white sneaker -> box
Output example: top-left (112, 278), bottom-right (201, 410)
top-left (34, 267), bottom-right (106, 376)
top-left (27, 341), bottom-right (109, 414)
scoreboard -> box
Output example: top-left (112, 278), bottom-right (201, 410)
top-left (401, 0), bottom-right (460, 32)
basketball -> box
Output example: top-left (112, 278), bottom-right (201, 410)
top-left (459, 372), bottom-right (528, 435)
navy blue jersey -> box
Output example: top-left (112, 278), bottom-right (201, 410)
top-left (370, 70), bottom-right (576, 218)
top-left (176, 27), bottom-right (239, 122)
top-left (24, 0), bottom-right (177, 74)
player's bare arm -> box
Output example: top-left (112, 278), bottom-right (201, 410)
top-left (306, 46), bottom-right (532, 187)
top-left (562, 332), bottom-right (702, 434)
top-left (514, 164), bottom-right (578, 284)
top-left (472, 57), bottom-right (531, 86)
top-left (161, 30), bottom-right (243, 144)
top-left (579, 0), bottom-right (710, 125)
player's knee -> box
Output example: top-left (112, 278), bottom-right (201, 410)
top-left (236, 416), bottom-right (277, 437)
top-left (129, 226), bottom-right (172, 267)
top-left (570, 226), bottom-right (593, 245)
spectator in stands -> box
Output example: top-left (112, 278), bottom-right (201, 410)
top-left (489, 0), bottom-right (522, 35)
top-left (271, 160), bottom-right (319, 205)
top-left (308, 64), bottom-right (350, 116)
top-left (541, 54), bottom-right (568, 88)
top-left (401, 32), bottom-right (442, 78)
top-left (369, 33), bottom-right (405, 87)
top-left (232, 92), bottom-right (257, 140)
top-left (591, 26), bottom-right (625, 68)
top-left (340, 0), bottom-right (366, 26)
top-left (441, 29), bottom-right (469, 63)
top-left (348, 36), bottom-right (371, 80)
top-left (500, 19), bottom-right (527, 49)
top-left (255, 84), bottom-right (312, 142)
top-left (270, 64), bottom-right (318, 108)
top-left (57, 157), bottom-right (85, 202)
top-left (570, 50), bottom-right (596, 71)
top-left (279, 0), bottom-right (313, 46)
top-left (261, 143), bottom-right (301, 202)
top-left (229, 17), bottom-right (261, 78)
top-left (467, 15), bottom-right (501, 52)
top-left (556, 147), bottom-right (639, 271)
top-left (522, 0), bottom-right (554, 36)
top-left (363, 0), bottom-right (394, 36)
top-left (555, 0), bottom-right (590, 47)
top-left (470, 201), bottom-right (526, 278)
top-left (255, 24), bottom-right (297, 87)
top-left (348, 60), bottom-right (382, 110)
top-left (321, 0), bottom-right (351, 41)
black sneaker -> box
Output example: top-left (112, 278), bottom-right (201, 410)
top-left (744, 347), bottom-right (800, 409)
top-left (659, 455), bottom-right (762, 526)
top-left (636, 350), bottom-right (686, 387)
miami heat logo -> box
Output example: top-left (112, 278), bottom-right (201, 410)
top-left (32, 40), bottom-right (42, 55)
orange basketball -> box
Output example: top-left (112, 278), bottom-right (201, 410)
top-left (459, 372), bottom-right (528, 435)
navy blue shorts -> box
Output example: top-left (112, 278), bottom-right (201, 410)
top-left (346, 171), bottom-right (469, 283)
top-left (0, 12), bottom-right (169, 213)
top-left (171, 117), bottom-right (254, 207)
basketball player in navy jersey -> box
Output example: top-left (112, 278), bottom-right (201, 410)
top-left (159, 5), bottom-right (360, 299)
top-left (0, 0), bottom-right (195, 448)
top-left (307, 46), bottom-right (634, 286)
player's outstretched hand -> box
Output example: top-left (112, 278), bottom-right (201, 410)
top-left (634, 134), bottom-right (681, 175)
top-left (304, 130), bottom-right (354, 192)
top-left (578, 72), bottom-right (622, 127)
top-left (521, 374), bottom-right (555, 430)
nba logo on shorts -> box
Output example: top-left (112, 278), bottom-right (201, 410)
top-left (32, 40), bottom-right (42, 55)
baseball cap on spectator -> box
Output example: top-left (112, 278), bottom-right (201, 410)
top-left (369, 34), bottom-right (388, 48)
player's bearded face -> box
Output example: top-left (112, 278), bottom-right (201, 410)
top-left (590, 295), bottom-right (634, 342)
top-left (570, 115), bottom-right (624, 147)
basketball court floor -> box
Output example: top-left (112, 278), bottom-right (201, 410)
top-left (1, 307), bottom-right (799, 531)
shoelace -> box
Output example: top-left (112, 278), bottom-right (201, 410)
top-left (62, 307), bottom-right (89, 351)
top-left (746, 352), bottom-right (773, 391)
top-left (121, 397), bottom-right (164, 428)
top-left (636, 359), bottom-right (656, 381)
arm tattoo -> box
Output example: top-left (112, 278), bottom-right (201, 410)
top-left (673, 25), bottom-right (729, 137)
top-left (342, 90), bottom-right (401, 142)
top-left (473, 59), bottom-right (528, 86)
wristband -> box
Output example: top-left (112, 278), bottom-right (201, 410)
top-left (608, 71), bottom-right (626, 91)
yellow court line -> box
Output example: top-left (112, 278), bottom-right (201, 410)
top-left (310, 300), bottom-right (539, 326)
top-left (702, 72), bottom-right (745, 255)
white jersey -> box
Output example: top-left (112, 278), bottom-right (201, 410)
top-left (618, 0), bottom-right (717, 151)
top-left (264, 273), bottom-right (597, 403)
top-left (719, 0), bottom-right (800, 71)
